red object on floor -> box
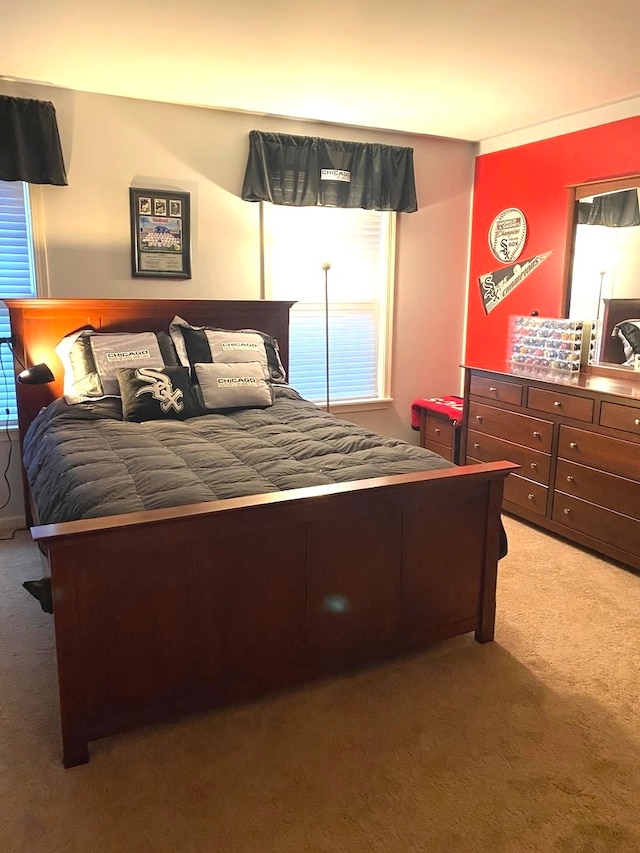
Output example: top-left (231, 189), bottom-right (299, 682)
top-left (410, 396), bottom-right (464, 430)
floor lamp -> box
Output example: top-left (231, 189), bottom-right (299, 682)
top-left (322, 261), bottom-right (331, 412)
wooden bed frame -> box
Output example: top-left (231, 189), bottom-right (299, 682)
top-left (6, 298), bottom-right (516, 768)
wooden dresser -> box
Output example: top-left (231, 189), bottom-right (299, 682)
top-left (461, 363), bottom-right (640, 571)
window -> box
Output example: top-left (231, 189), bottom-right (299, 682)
top-left (0, 181), bottom-right (38, 425)
top-left (263, 204), bottom-right (395, 406)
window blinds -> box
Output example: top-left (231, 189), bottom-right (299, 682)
top-left (264, 204), bottom-right (390, 403)
top-left (0, 182), bottom-right (37, 423)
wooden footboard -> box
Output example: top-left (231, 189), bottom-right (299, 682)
top-left (31, 461), bottom-right (515, 768)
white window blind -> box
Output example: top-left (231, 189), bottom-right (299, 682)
top-left (0, 181), bottom-right (37, 424)
top-left (263, 204), bottom-right (394, 404)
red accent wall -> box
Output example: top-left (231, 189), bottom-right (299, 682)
top-left (466, 115), bottom-right (640, 364)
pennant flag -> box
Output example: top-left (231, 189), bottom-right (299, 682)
top-left (478, 252), bottom-right (552, 314)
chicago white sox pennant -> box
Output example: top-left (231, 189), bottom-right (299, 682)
top-left (478, 252), bottom-right (552, 314)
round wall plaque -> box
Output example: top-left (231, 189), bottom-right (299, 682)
top-left (488, 208), bottom-right (527, 263)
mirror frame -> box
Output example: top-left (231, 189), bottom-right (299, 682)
top-left (563, 174), bottom-right (640, 378)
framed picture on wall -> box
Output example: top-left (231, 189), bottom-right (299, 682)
top-left (130, 187), bottom-right (191, 279)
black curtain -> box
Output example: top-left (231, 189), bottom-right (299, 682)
top-left (577, 189), bottom-right (640, 227)
top-left (0, 95), bottom-right (68, 185)
top-left (241, 130), bottom-right (417, 212)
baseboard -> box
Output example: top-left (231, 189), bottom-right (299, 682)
top-left (0, 514), bottom-right (28, 538)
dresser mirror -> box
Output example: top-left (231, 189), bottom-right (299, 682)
top-left (566, 176), bottom-right (640, 374)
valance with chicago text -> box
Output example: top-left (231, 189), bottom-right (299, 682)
top-left (241, 130), bottom-right (417, 212)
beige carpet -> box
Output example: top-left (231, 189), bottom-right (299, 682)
top-left (1, 517), bottom-right (639, 853)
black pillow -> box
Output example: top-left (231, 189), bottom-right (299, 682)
top-left (615, 320), bottom-right (640, 364)
top-left (117, 366), bottom-right (202, 422)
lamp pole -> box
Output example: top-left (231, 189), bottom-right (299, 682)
top-left (322, 261), bottom-right (331, 412)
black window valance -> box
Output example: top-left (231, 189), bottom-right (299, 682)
top-left (0, 95), bottom-right (68, 185)
top-left (577, 189), bottom-right (640, 227)
top-left (241, 130), bottom-right (417, 212)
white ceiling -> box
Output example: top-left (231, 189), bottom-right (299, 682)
top-left (3, 0), bottom-right (640, 142)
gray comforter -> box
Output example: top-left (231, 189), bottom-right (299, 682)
top-left (23, 386), bottom-right (454, 526)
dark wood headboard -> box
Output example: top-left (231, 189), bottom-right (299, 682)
top-left (6, 298), bottom-right (294, 450)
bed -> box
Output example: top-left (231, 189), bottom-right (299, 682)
top-left (6, 298), bottom-right (516, 768)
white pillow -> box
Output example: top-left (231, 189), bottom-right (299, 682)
top-left (194, 362), bottom-right (274, 410)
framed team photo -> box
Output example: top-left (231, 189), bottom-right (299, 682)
top-left (130, 187), bottom-right (191, 279)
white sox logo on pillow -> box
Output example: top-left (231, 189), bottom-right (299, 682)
top-left (134, 367), bottom-right (184, 413)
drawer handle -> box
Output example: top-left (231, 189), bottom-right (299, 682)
top-left (435, 427), bottom-right (441, 435)
top-left (530, 462), bottom-right (537, 469)
top-left (563, 507), bottom-right (571, 515)
top-left (488, 386), bottom-right (497, 393)
top-left (532, 431), bottom-right (541, 438)
top-left (475, 415), bottom-right (483, 422)
top-left (554, 401), bottom-right (562, 407)
top-left (569, 442), bottom-right (578, 449)
top-left (527, 493), bottom-right (535, 501)
top-left (473, 442), bottom-right (480, 450)
top-left (566, 475), bottom-right (574, 482)
top-left (636, 418), bottom-right (640, 426)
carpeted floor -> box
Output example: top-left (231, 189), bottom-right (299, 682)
top-left (1, 517), bottom-right (639, 852)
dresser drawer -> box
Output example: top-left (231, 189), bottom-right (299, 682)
top-left (599, 401), bottom-right (640, 437)
top-left (422, 438), bottom-right (455, 462)
top-left (503, 474), bottom-right (548, 516)
top-left (552, 493), bottom-right (640, 558)
top-left (421, 412), bottom-right (454, 450)
top-left (469, 375), bottom-right (523, 406)
top-left (558, 425), bottom-right (640, 482)
top-left (467, 430), bottom-right (547, 484)
top-left (527, 387), bottom-right (594, 422)
top-left (555, 460), bottom-right (640, 521)
top-left (468, 402), bottom-right (553, 452)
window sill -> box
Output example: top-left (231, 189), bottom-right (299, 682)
top-left (315, 398), bottom-right (394, 414)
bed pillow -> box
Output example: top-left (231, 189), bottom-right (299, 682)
top-left (117, 366), bottom-right (202, 422)
top-left (55, 330), bottom-right (103, 402)
top-left (55, 330), bottom-right (179, 402)
top-left (169, 315), bottom-right (286, 383)
top-left (194, 362), bottom-right (274, 410)
top-left (613, 320), bottom-right (640, 364)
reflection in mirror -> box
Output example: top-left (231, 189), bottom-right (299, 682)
top-left (568, 179), bottom-right (640, 370)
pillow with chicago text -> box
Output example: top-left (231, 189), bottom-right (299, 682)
top-left (169, 315), bottom-right (287, 383)
top-left (117, 366), bottom-right (202, 422)
top-left (55, 329), bottom-right (179, 403)
top-left (194, 362), bottom-right (274, 411)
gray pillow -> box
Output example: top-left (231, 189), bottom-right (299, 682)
top-left (194, 362), bottom-right (274, 410)
top-left (55, 329), bottom-right (179, 402)
top-left (169, 315), bottom-right (286, 383)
